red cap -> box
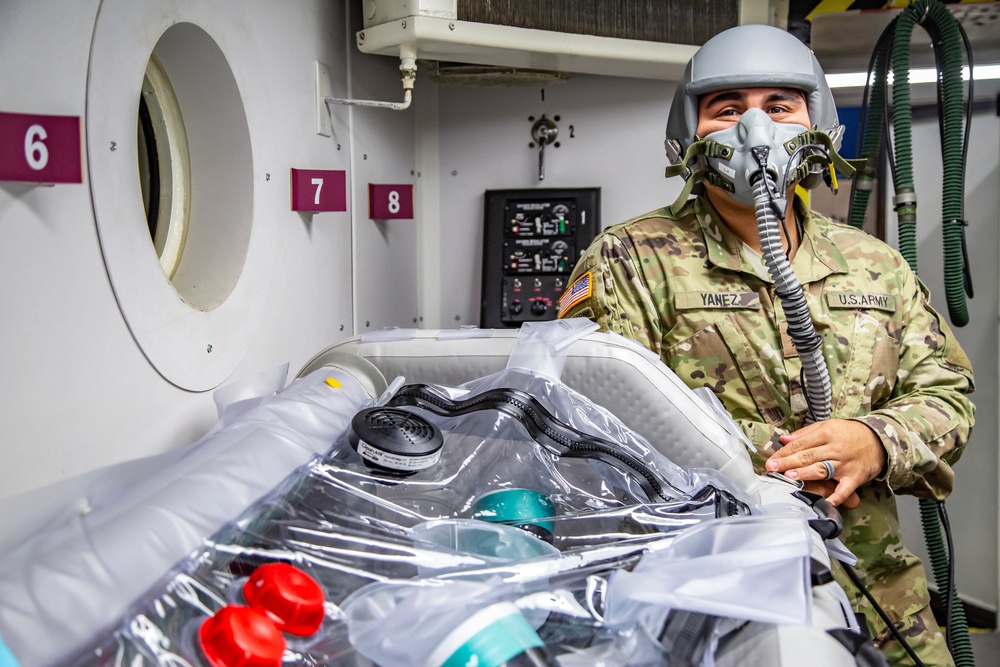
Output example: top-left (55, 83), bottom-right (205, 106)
top-left (198, 605), bottom-right (285, 667)
top-left (243, 563), bottom-right (326, 636)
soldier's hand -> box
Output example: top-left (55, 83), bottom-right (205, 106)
top-left (764, 419), bottom-right (887, 508)
top-left (802, 480), bottom-right (861, 509)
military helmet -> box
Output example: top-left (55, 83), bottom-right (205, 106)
top-left (665, 24), bottom-right (840, 164)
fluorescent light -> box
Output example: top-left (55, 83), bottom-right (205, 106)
top-left (826, 64), bottom-right (1000, 88)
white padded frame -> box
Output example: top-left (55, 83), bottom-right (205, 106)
top-left (301, 329), bottom-right (759, 489)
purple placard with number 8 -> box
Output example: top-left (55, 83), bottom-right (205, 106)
top-left (368, 183), bottom-right (413, 220)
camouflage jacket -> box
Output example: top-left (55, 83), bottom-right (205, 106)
top-left (559, 194), bottom-right (976, 644)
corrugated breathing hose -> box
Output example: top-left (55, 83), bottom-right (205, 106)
top-left (750, 148), bottom-right (832, 424)
top-left (847, 2), bottom-right (975, 665)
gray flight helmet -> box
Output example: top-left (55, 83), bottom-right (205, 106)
top-left (665, 24), bottom-right (840, 164)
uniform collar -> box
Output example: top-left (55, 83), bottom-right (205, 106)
top-left (693, 194), bottom-right (849, 284)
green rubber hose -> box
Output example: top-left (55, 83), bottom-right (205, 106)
top-left (899, 4), bottom-right (975, 665)
top-left (890, 5), bottom-right (919, 272)
top-left (891, 0), bottom-right (969, 325)
top-left (849, 3), bottom-right (975, 665)
top-left (920, 499), bottom-right (976, 666)
top-left (848, 26), bottom-right (891, 231)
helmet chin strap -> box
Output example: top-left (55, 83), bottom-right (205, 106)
top-left (664, 129), bottom-right (869, 217)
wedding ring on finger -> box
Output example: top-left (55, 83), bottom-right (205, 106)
top-left (820, 459), bottom-right (836, 481)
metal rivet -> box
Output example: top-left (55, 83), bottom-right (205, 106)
top-left (451, 170), bottom-right (457, 176)
top-left (449, 22), bottom-right (455, 30)
top-left (110, 141), bottom-right (117, 151)
top-left (207, 344), bottom-right (213, 353)
top-left (454, 315), bottom-right (461, 321)
top-left (265, 173), bottom-right (271, 181)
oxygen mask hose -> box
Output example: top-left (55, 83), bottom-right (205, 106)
top-left (750, 147), bottom-right (832, 424)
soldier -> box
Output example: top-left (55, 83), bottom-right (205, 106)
top-left (558, 24), bottom-right (975, 667)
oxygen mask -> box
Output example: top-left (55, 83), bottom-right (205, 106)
top-left (664, 108), bottom-right (856, 218)
top-left (701, 108), bottom-right (808, 206)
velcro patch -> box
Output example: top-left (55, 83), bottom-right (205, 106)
top-left (675, 291), bottom-right (760, 310)
top-left (826, 292), bottom-right (895, 312)
top-left (558, 272), bottom-right (592, 317)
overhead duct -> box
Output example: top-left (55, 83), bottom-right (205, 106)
top-left (358, 0), bottom-right (773, 81)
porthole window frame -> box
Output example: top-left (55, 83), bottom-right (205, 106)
top-left (88, 3), bottom-right (268, 391)
top-left (137, 54), bottom-right (191, 282)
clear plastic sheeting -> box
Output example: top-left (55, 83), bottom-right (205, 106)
top-left (0, 369), bottom-right (370, 667)
top-left (34, 365), bottom-right (848, 667)
top-left (603, 517), bottom-right (814, 629)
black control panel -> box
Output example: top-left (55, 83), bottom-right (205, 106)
top-left (480, 188), bottom-right (600, 328)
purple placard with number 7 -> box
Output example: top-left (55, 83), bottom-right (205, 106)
top-left (290, 168), bottom-right (347, 212)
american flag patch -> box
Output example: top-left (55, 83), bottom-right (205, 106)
top-left (558, 272), bottom-right (592, 317)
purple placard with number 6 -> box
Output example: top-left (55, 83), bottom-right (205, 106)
top-left (0, 111), bottom-right (82, 184)
top-left (290, 168), bottom-right (347, 212)
top-left (368, 183), bottom-right (413, 220)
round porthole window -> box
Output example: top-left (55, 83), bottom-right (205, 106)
top-left (137, 54), bottom-right (190, 281)
top-left (89, 11), bottom-right (263, 391)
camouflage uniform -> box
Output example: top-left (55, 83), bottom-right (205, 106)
top-left (559, 194), bottom-right (975, 666)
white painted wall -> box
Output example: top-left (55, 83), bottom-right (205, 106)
top-left (0, 0), bottom-right (419, 499)
top-left (434, 74), bottom-right (683, 327)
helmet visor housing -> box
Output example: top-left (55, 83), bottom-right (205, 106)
top-left (665, 24), bottom-right (839, 164)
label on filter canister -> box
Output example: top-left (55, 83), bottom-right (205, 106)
top-left (427, 602), bottom-right (544, 667)
top-left (356, 440), bottom-right (441, 471)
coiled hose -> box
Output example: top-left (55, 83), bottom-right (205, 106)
top-left (847, 3), bottom-right (975, 664)
top-left (892, 1), bottom-right (970, 327)
top-left (849, 0), bottom-right (972, 327)
top-left (752, 172), bottom-right (831, 424)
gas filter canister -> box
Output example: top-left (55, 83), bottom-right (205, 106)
top-left (348, 407), bottom-right (444, 476)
